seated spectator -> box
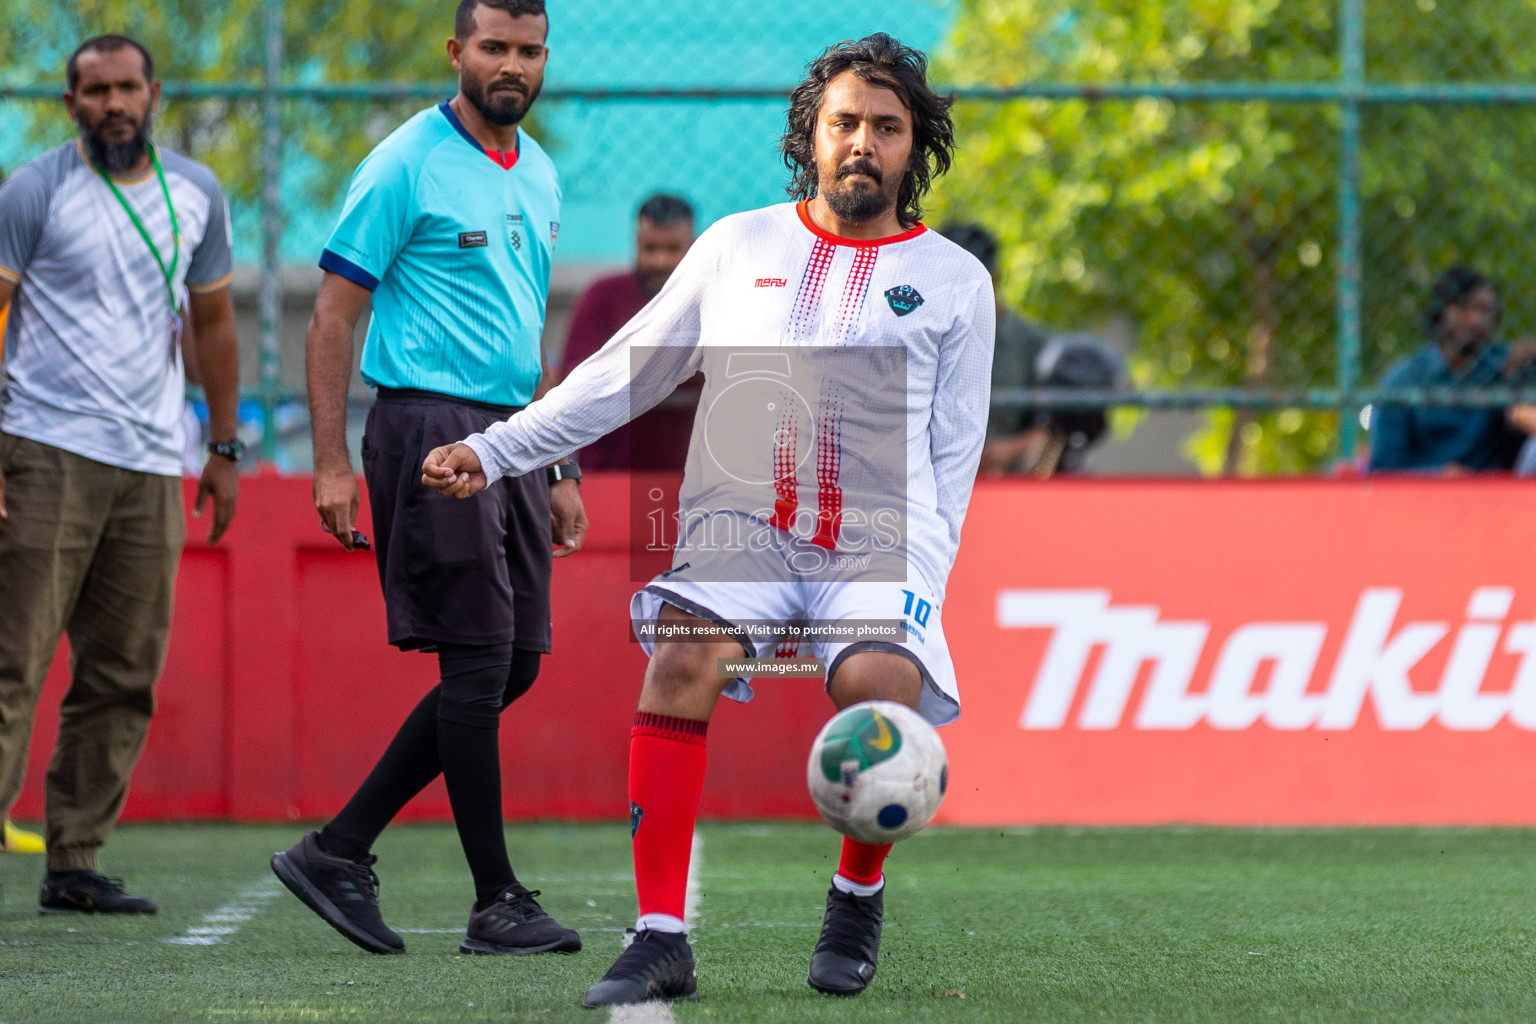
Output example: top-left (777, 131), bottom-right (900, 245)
top-left (1369, 266), bottom-right (1535, 473)
top-left (1027, 333), bottom-right (1124, 477)
top-left (558, 193), bottom-right (700, 470)
top-left (936, 223), bottom-right (1052, 474)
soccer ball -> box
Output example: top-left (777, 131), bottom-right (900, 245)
top-left (806, 701), bottom-right (948, 844)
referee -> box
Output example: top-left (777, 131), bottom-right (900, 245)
top-left (271, 0), bottom-right (585, 957)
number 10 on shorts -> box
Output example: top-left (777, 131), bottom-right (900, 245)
top-left (901, 590), bottom-right (932, 629)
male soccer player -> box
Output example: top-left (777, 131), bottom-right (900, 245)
top-left (0, 35), bottom-right (240, 911)
top-left (424, 33), bottom-right (991, 1005)
top-left (271, 0), bottom-right (585, 957)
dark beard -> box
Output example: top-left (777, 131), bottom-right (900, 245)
top-left (80, 110), bottom-right (152, 175)
top-left (462, 72), bottom-right (537, 127)
top-left (820, 159), bottom-right (897, 223)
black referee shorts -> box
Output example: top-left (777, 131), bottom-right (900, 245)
top-left (361, 387), bottom-right (553, 654)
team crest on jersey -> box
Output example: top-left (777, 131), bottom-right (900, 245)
top-left (550, 221), bottom-right (560, 246)
top-left (884, 285), bottom-right (924, 317)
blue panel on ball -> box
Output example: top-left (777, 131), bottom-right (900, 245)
top-left (877, 804), bottom-right (909, 829)
top-left (939, 764), bottom-right (948, 796)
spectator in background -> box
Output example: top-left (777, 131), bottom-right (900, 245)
top-left (559, 193), bottom-right (699, 470)
top-left (1025, 333), bottom-right (1124, 477)
top-left (0, 35), bottom-right (240, 908)
top-left (0, 169), bottom-right (43, 858)
top-left (936, 223), bottom-right (1052, 474)
top-left (1369, 266), bottom-right (1536, 473)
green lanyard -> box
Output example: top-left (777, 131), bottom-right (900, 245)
top-left (96, 144), bottom-right (180, 315)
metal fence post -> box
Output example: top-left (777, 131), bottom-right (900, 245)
top-left (1336, 0), bottom-right (1366, 463)
top-left (258, 0), bottom-right (285, 463)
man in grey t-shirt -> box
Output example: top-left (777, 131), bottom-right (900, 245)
top-left (0, 34), bottom-right (240, 913)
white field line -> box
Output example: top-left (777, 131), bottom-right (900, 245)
top-left (164, 876), bottom-right (283, 946)
top-left (609, 828), bottom-right (703, 1024)
top-left (683, 829), bottom-right (703, 926)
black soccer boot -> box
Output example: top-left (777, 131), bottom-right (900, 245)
top-left (460, 884), bottom-right (582, 955)
top-left (807, 883), bottom-right (884, 995)
top-left (39, 871), bottom-right (157, 914)
top-left (270, 830), bottom-right (404, 955)
top-left (583, 928), bottom-right (699, 1008)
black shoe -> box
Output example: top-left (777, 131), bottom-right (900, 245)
top-left (583, 928), bottom-right (698, 1008)
top-left (38, 871), bottom-right (157, 915)
top-left (808, 884), bottom-right (884, 996)
top-left (460, 884), bottom-right (582, 955)
top-left (270, 830), bottom-right (403, 955)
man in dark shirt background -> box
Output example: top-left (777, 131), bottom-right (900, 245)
top-left (938, 223), bottom-right (1053, 474)
top-left (1369, 265), bottom-right (1536, 473)
top-left (558, 193), bottom-right (698, 470)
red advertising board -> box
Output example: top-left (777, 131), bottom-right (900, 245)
top-left (13, 474), bottom-right (1536, 826)
top-left (937, 476), bottom-right (1536, 826)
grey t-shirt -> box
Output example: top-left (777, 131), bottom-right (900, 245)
top-left (0, 140), bottom-right (233, 475)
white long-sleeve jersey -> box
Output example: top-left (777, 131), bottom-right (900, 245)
top-left (463, 200), bottom-right (995, 598)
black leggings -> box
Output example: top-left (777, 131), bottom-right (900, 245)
top-left (437, 642), bottom-right (541, 726)
top-left (320, 642), bottom-right (541, 899)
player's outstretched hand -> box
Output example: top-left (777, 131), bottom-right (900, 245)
top-left (422, 443), bottom-right (487, 499)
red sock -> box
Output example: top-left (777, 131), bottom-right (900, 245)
top-left (629, 712), bottom-right (709, 921)
top-left (837, 837), bottom-right (893, 886)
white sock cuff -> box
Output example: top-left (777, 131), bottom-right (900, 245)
top-left (636, 912), bottom-right (688, 934)
top-left (832, 873), bottom-right (885, 898)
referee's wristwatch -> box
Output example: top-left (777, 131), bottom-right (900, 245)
top-left (547, 461), bottom-right (581, 486)
top-left (208, 438), bottom-right (246, 462)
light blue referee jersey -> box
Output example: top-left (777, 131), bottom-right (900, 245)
top-left (321, 102), bottom-right (560, 407)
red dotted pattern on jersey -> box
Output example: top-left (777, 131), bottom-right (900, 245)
top-left (768, 389), bottom-right (801, 533)
top-left (812, 382), bottom-right (845, 550)
top-left (832, 247), bottom-right (879, 344)
top-left (774, 241), bottom-right (873, 549)
top-left (772, 635), bottom-right (802, 659)
top-left (789, 240), bottom-right (836, 342)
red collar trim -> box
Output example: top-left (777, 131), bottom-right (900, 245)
top-left (796, 199), bottom-right (926, 247)
top-left (439, 101), bottom-right (520, 170)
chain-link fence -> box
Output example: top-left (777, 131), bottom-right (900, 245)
top-left (5, 0), bottom-right (1536, 473)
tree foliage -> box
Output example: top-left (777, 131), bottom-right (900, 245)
top-left (931, 0), bottom-right (1536, 474)
top-left (0, 0), bottom-right (505, 248)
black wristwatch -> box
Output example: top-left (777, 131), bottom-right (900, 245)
top-left (208, 438), bottom-right (245, 462)
top-left (547, 461), bottom-right (581, 485)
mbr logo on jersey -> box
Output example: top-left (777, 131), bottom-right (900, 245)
top-left (755, 277), bottom-right (788, 288)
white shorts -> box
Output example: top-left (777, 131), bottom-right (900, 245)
top-left (629, 514), bottom-right (959, 726)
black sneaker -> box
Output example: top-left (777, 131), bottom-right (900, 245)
top-left (807, 884), bottom-right (884, 995)
top-left (460, 884), bottom-right (582, 955)
top-left (38, 871), bottom-right (157, 915)
top-left (270, 831), bottom-right (403, 955)
top-left (583, 928), bottom-right (698, 1008)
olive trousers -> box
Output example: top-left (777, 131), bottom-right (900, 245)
top-left (0, 432), bottom-right (182, 872)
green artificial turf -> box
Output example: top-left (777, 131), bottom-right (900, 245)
top-left (3, 823), bottom-right (1536, 1022)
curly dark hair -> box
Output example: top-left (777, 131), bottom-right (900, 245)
top-left (780, 33), bottom-right (955, 226)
